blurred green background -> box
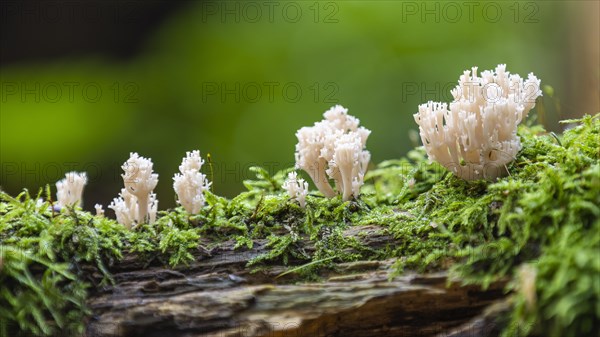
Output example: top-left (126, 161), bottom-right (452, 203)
top-left (1, 1), bottom-right (598, 209)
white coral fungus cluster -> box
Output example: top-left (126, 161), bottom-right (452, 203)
top-left (414, 64), bottom-right (542, 181)
top-left (109, 188), bottom-right (158, 229)
top-left (109, 152), bottom-right (159, 228)
top-left (295, 105), bottom-right (370, 201)
top-left (56, 172), bottom-right (87, 209)
top-left (109, 188), bottom-right (136, 228)
top-left (282, 172), bottom-right (309, 208)
top-left (173, 150), bottom-right (211, 214)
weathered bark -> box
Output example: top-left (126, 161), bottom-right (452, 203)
top-left (85, 226), bottom-right (510, 337)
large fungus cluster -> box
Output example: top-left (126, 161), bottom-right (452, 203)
top-left (414, 64), bottom-right (542, 180)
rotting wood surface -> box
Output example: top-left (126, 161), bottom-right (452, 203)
top-left (85, 226), bottom-right (510, 337)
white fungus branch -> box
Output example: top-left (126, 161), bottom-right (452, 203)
top-left (294, 105), bottom-right (371, 201)
top-left (55, 172), bottom-right (87, 209)
top-left (109, 188), bottom-right (138, 229)
top-left (173, 150), bottom-right (212, 214)
top-left (110, 152), bottom-right (159, 228)
top-left (414, 64), bottom-right (542, 181)
top-left (95, 204), bottom-right (104, 217)
top-left (282, 172), bottom-right (309, 208)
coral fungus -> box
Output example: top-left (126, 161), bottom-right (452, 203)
top-left (294, 105), bottom-right (370, 200)
top-left (414, 64), bottom-right (542, 180)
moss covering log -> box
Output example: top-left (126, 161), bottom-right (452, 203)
top-left (1, 115), bottom-right (598, 337)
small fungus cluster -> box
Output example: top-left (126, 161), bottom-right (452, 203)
top-left (109, 153), bottom-right (159, 229)
top-left (282, 172), bottom-right (308, 208)
top-left (173, 150), bottom-right (212, 214)
top-left (293, 105), bottom-right (371, 201)
top-left (55, 172), bottom-right (87, 209)
top-left (55, 151), bottom-right (212, 229)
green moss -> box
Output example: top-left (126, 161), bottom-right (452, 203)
top-left (1, 115), bottom-right (598, 336)
top-left (0, 246), bottom-right (88, 336)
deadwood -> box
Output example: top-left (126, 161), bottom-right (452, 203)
top-left (85, 225), bottom-right (509, 337)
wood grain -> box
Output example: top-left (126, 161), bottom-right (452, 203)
top-left (84, 226), bottom-right (509, 337)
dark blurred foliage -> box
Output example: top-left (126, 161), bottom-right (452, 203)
top-left (0, 0), bottom-right (183, 64)
top-left (1, 1), bottom-right (598, 210)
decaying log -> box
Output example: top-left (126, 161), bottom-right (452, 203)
top-left (85, 226), bottom-right (509, 337)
